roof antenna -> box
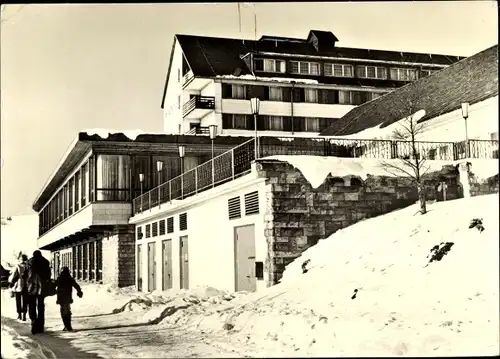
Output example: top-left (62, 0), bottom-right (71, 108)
top-left (237, 3), bottom-right (242, 33)
top-left (253, 4), bottom-right (257, 42)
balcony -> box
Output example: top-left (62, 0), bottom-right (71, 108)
top-left (183, 96), bottom-right (215, 119)
top-left (185, 126), bottom-right (211, 135)
top-left (38, 202), bottom-right (132, 250)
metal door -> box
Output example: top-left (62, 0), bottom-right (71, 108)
top-left (148, 242), bottom-right (156, 291)
top-left (137, 244), bottom-right (142, 291)
top-left (179, 236), bottom-right (189, 289)
top-left (162, 239), bottom-right (173, 290)
top-left (234, 224), bottom-right (257, 292)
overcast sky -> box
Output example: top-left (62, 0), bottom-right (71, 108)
top-left (1, 2), bottom-right (498, 216)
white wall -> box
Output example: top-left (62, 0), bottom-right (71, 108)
top-left (221, 99), bottom-right (355, 119)
top-left (134, 175), bottom-right (268, 293)
top-left (163, 39), bottom-right (184, 134)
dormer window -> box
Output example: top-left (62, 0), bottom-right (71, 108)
top-left (324, 63), bottom-right (353, 77)
top-left (254, 58), bottom-right (286, 73)
top-left (356, 65), bottom-right (387, 80)
top-left (390, 68), bottom-right (417, 81)
top-left (290, 61), bottom-right (320, 75)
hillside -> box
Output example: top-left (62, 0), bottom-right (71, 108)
top-left (1, 214), bottom-right (43, 269)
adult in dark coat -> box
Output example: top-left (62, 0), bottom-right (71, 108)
top-left (25, 250), bottom-right (51, 334)
top-left (55, 266), bottom-right (83, 331)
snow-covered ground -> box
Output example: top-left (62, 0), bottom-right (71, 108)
top-left (3, 194), bottom-right (498, 358)
top-left (1, 325), bottom-right (54, 359)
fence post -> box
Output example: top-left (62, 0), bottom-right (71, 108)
top-left (452, 143), bottom-right (458, 161)
top-left (195, 167), bottom-right (198, 194)
top-left (390, 141), bottom-right (397, 159)
top-left (231, 149), bottom-right (235, 180)
top-left (148, 192), bottom-right (151, 212)
top-left (212, 157), bottom-right (215, 188)
top-left (169, 181), bottom-right (172, 204)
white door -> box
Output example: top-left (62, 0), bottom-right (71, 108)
top-left (234, 224), bottom-right (257, 292)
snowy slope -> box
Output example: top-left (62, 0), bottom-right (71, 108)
top-left (155, 194), bottom-right (499, 357)
top-left (0, 214), bottom-right (46, 270)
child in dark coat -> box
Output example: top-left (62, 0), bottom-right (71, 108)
top-left (55, 266), bottom-right (83, 331)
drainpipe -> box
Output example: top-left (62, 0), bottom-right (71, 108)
top-left (291, 81), bottom-right (296, 135)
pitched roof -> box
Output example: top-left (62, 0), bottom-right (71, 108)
top-left (176, 33), bottom-right (462, 77)
top-left (320, 45), bottom-right (499, 136)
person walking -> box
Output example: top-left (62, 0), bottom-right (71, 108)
top-left (25, 250), bottom-right (51, 334)
top-left (8, 254), bottom-right (29, 321)
top-left (55, 266), bottom-right (83, 332)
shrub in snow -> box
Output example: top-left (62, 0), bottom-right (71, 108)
top-left (469, 218), bottom-right (485, 233)
top-left (426, 242), bottom-right (454, 266)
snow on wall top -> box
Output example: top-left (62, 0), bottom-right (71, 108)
top-left (260, 155), bottom-right (498, 189)
top-left (82, 128), bottom-right (165, 141)
top-left (216, 74), bottom-right (319, 84)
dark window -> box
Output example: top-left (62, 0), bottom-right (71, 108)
top-left (74, 172), bottom-right (80, 211)
top-left (167, 217), bottom-right (174, 233)
top-left (137, 226), bottom-right (143, 240)
top-left (145, 224), bottom-right (151, 238)
top-left (244, 191), bottom-right (259, 215)
top-left (254, 58), bottom-right (263, 71)
top-left (159, 219), bottom-right (166, 235)
top-left (228, 197), bottom-right (241, 220)
top-left (221, 83), bottom-right (232, 98)
top-left (179, 213), bottom-right (187, 231)
top-left (152, 222), bottom-right (158, 237)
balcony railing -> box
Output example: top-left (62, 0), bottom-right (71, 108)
top-left (182, 96), bottom-right (215, 117)
top-left (185, 126), bottom-right (211, 135)
top-left (182, 71), bottom-right (194, 87)
top-left (133, 137), bottom-right (498, 215)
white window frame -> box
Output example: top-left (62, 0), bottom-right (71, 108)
top-left (325, 63), bottom-right (354, 77)
top-left (338, 90), bottom-right (353, 105)
top-left (263, 59), bottom-right (286, 73)
top-left (356, 65), bottom-right (387, 80)
top-left (390, 67), bottom-right (418, 81)
top-left (232, 114), bottom-right (248, 129)
top-left (267, 116), bottom-right (283, 131)
top-left (291, 61), bottom-right (320, 75)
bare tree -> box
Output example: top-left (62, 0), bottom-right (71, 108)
top-left (381, 82), bottom-right (432, 215)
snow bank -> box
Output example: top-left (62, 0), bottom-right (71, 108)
top-left (260, 156), bottom-right (461, 189)
top-left (1, 326), bottom-right (52, 359)
top-left (465, 159), bottom-right (499, 182)
top-left (156, 194), bottom-right (499, 357)
top-left (216, 74), bottom-right (319, 85)
top-left (82, 128), bottom-right (164, 141)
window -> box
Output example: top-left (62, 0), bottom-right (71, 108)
top-left (390, 67), bottom-right (417, 81)
top-left (137, 226), bottom-right (143, 240)
top-left (304, 88), bottom-right (318, 103)
top-left (177, 95), bottom-right (181, 109)
top-left (305, 117), bottom-right (320, 132)
top-left (421, 69), bottom-right (435, 77)
top-left (81, 163), bottom-right (88, 207)
top-left (338, 90), bottom-right (352, 104)
top-left (228, 196), bottom-right (241, 220)
top-left (263, 59), bottom-right (286, 73)
top-left (356, 66), bottom-right (387, 79)
top-left (267, 116), bottom-right (284, 131)
top-left (179, 213), bottom-right (187, 231)
top-left (159, 220), bottom-right (166, 235)
top-left (369, 92), bottom-right (384, 101)
top-left (244, 191), bottom-right (259, 215)
top-left (325, 63), bottom-right (354, 77)
top-left (233, 114), bottom-right (248, 129)
top-left (145, 224), bottom-right (151, 238)
top-left (268, 87), bottom-right (283, 101)
top-left (74, 172), bottom-right (80, 211)
top-left (232, 84), bottom-right (246, 99)
top-left (152, 222), bottom-right (158, 237)
top-left (290, 61), bottom-right (320, 75)
top-left (167, 217), bottom-right (174, 233)
top-left (96, 155), bottom-right (131, 201)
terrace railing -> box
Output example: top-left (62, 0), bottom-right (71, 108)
top-left (133, 137), bottom-right (498, 214)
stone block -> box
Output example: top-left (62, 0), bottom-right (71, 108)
top-left (344, 192), bottom-right (359, 201)
top-left (280, 227), bottom-right (304, 237)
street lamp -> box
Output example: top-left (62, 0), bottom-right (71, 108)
top-left (461, 102), bottom-right (470, 158)
top-left (139, 173), bottom-right (144, 212)
top-left (156, 161), bottom-right (163, 208)
top-left (250, 97), bottom-right (260, 159)
top-left (178, 145), bottom-right (185, 172)
top-left (209, 125), bottom-right (217, 188)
